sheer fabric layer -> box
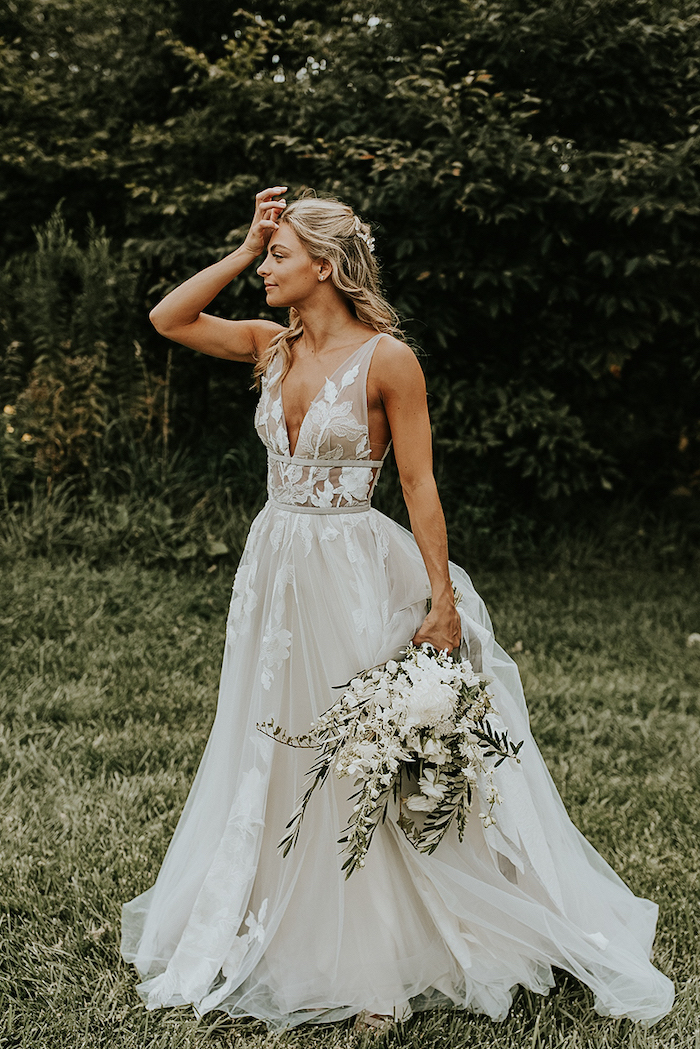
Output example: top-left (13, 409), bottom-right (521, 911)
top-left (121, 337), bottom-right (673, 1028)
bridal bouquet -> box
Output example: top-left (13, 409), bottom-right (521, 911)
top-left (258, 643), bottom-right (522, 877)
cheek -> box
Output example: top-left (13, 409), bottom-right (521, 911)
top-left (288, 261), bottom-right (316, 286)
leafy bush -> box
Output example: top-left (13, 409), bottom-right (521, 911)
top-left (0, 209), bottom-right (160, 498)
top-left (1, 0), bottom-right (699, 538)
top-left (430, 377), bottom-right (617, 505)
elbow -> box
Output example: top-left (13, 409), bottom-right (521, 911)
top-left (400, 473), bottom-right (435, 498)
top-left (149, 304), bottom-right (196, 341)
top-left (400, 474), bottom-right (437, 510)
top-left (149, 305), bottom-right (180, 340)
top-left (149, 304), bottom-right (168, 335)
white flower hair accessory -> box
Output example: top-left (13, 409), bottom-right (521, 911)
top-left (353, 215), bottom-right (375, 254)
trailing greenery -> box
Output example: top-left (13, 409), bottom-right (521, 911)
top-left (1, 0), bottom-right (699, 535)
top-left (1, 559), bottom-right (698, 1046)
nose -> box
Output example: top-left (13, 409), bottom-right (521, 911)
top-left (257, 257), bottom-right (270, 278)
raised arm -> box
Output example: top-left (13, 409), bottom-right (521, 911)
top-left (148, 187), bottom-right (288, 362)
top-left (375, 341), bottom-right (461, 652)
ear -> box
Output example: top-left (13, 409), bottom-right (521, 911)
top-left (318, 259), bottom-right (332, 282)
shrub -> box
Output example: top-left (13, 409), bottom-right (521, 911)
top-left (0, 0), bottom-right (698, 532)
top-left (0, 209), bottom-right (160, 497)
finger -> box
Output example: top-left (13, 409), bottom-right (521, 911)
top-left (413, 633), bottom-right (451, 650)
top-left (257, 206), bottom-right (286, 226)
top-left (256, 186), bottom-right (288, 203)
top-left (256, 186), bottom-right (288, 199)
top-left (260, 199), bottom-right (286, 213)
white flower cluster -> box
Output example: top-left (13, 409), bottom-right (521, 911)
top-left (298, 643), bottom-right (521, 874)
top-left (353, 215), bottom-right (376, 254)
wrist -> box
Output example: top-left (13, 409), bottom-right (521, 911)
top-left (429, 585), bottom-right (455, 609)
top-left (238, 240), bottom-right (262, 261)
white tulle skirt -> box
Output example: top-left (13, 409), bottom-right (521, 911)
top-left (121, 503), bottom-right (674, 1028)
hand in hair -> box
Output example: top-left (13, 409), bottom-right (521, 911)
top-left (242, 187), bottom-right (288, 258)
top-left (147, 186), bottom-right (287, 361)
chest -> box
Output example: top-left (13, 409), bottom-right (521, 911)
top-left (256, 335), bottom-right (389, 460)
top-left (282, 355), bottom-right (356, 429)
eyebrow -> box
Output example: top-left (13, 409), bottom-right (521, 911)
top-left (269, 242), bottom-right (291, 253)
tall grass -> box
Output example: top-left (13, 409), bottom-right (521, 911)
top-left (2, 448), bottom-right (698, 573)
top-left (1, 559), bottom-right (698, 1048)
top-left (0, 439), bottom-right (268, 569)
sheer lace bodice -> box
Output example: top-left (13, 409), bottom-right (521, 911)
top-left (254, 333), bottom-right (390, 512)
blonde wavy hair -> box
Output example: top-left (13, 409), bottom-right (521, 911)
top-left (253, 196), bottom-right (404, 387)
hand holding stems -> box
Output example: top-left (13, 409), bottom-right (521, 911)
top-left (242, 186), bottom-right (288, 258)
top-left (413, 591), bottom-right (462, 654)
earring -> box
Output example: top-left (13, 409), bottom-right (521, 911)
top-left (318, 274), bottom-right (325, 281)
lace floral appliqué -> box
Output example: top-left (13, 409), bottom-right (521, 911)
top-left (255, 354), bottom-right (381, 511)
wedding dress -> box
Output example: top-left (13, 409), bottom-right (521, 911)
top-left (121, 333), bottom-right (674, 1028)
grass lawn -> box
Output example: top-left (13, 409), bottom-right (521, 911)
top-left (1, 557), bottom-right (699, 1048)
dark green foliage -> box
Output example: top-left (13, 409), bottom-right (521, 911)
top-left (1, 0), bottom-right (699, 539)
top-left (0, 209), bottom-right (151, 496)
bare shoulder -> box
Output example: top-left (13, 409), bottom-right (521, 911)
top-left (250, 319), bottom-right (286, 358)
top-left (372, 334), bottom-right (425, 392)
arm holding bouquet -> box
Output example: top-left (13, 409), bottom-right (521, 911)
top-left (374, 339), bottom-right (461, 652)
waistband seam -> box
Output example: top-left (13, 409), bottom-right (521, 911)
top-left (267, 451), bottom-right (386, 469)
top-left (268, 499), bottom-right (372, 515)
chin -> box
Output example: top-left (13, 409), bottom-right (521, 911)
top-left (265, 289), bottom-right (285, 307)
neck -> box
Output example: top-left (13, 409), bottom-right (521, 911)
top-left (294, 295), bottom-right (365, 357)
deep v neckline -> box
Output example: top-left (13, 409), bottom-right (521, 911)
top-left (280, 334), bottom-right (380, 457)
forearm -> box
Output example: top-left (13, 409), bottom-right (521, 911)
top-left (376, 341), bottom-right (460, 650)
top-left (149, 244), bottom-right (258, 334)
top-left (402, 478), bottom-right (453, 606)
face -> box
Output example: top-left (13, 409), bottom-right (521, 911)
top-left (256, 223), bottom-right (326, 308)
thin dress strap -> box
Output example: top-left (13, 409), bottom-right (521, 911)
top-left (354, 333), bottom-right (392, 465)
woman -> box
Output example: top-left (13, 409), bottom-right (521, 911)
top-left (121, 188), bottom-right (674, 1030)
